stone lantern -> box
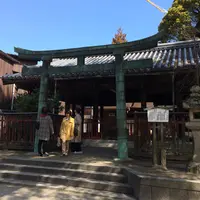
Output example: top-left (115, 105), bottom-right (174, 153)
top-left (183, 85), bottom-right (200, 173)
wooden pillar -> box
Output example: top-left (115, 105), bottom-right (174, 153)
top-left (81, 105), bottom-right (85, 138)
top-left (115, 52), bottom-right (128, 160)
top-left (140, 86), bottom-right (147, 147)
top-left (93, 104), bottom-right (99, 137)
top-left (100, 106), bottom-right (104, 137)
top-left (176, 93), bottom-right (183, 112)
top-left (53, 79), bottom-right (57, 114)
top-left (92, 82), bottom-right (99, 138)
top-left (34, 58), bottom-right (51, 153)
top-left (141, 83), bottom-right (146, 109)
top-left (11, 84), bottom-right (16, 110)
top-left (72, 104), bottom-right (76, 117)
top-left (172, 73), bottom-right (175, 112)
top-left (100, 106), bottom-right (104, 119)
top-left (65, 103), bottom-right (70, 113)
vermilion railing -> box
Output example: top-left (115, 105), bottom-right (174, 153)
top-left (82, 119), bottom-right (102, 139)
top-left (0, 113), bottom-right (63, 150)
top-left (131, 112), bottom-right (193, 157)
top-left (0, 111), bottom-right (192, 156)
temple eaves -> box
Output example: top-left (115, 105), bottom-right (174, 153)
top-left (14, 31), bottom-right (164, 61)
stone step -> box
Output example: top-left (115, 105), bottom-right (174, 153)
top-left (0, 163), bottom-right (127, 183)
top-left (0, 180), bottom-right (135, 200)
top-left (2, 157), bottom-right (123, 174)
top-left (0, 170), bottom-right (134, 195)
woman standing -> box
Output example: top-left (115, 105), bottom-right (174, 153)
top-left (59, 110), bottom-right (74, 156)
top-left (73, 107), bottom-right (83, 154)
top-left (37, 107), bottom-right (54, 157)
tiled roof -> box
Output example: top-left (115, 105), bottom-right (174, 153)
top-left (2, 39), bottom-right (200, 82)
top-left (0, 50), bottom-right (20, 64)
top-left (50, 40), bottom-right (200, 68)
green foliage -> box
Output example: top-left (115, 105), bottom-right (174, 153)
top-left (159, 0), bottom-right (200, 41)
top-left (112, 28), bottom-right (128, 44)
top-left (15, 89), bottom-right (64, 114)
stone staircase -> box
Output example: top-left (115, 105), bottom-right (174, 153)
top-left (0, 157), bottom-right (135, 199)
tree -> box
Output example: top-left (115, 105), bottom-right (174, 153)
top-left (112, 28), bottom-right (128, 44)
top-left (159, 0), bottom-right (200, 42)
top-left (14, 89), bottom-right (64, 114)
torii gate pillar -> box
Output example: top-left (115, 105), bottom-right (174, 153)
top-left (34, 58), bottom-right (51, 153)
top-left (115, 53), bottom-right (128, 160)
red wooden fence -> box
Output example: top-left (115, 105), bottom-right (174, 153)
top-left (0, 111), bottom-right (192, 156)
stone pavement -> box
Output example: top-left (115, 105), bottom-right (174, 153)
top-left (0, 148), bottom-right (200, 200)
top-left (0, 147), bottom-right (117, 165)
top-left (1, 148), bottom-right (200, 181)
top-left (0, 148), bottom-right (197, 180)
top-left (0, 183), bottom-right (130, 200)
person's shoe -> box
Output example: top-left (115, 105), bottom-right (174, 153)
top-left (38, 153), bottom-right (43, 157)
top-left (61, 153), bottom-right (67, 156)
top-left (44, 152), bottom-right (49, 156)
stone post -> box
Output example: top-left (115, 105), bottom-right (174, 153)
top-left (152, 123), bottom-right (158, 166)
top-left (114, 52), bottom-right (128, 160)
top-left (183, 85), bottom-right (200, 173)
top-left (34, 58), bottom-right (51, 153)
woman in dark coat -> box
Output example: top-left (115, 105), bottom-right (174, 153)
top-left (37, 107), bottom-right (54, 156)
top-left (72, 107), bottom-right (83, 154)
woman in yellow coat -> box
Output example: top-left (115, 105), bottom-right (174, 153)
top-left (59, 110), bottom-right (74, 156)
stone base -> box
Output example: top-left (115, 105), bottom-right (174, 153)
top-left (188, 162), bottom-right (200, 174)
top-left (113, 157), bottom-right (133, 162)
top-left (152, 164), bottom-right (168, 171)
top-left (123, 167), bottom-right (200, 200)
top-left (82, 139), bottom-right (134, 149)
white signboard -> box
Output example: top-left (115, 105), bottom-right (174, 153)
top-left (147, 108), bottom-right (169, 123)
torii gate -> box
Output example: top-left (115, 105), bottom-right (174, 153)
top-left (15, 31), bottom-right (163, 160)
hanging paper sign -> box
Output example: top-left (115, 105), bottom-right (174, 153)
top-left (147, 108), bottom-right (169, 122)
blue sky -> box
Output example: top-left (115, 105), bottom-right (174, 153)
top-left (1, 0), bottom-right (173, 54)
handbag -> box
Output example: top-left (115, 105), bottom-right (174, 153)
top-left (35, 121), bottom-right (40, 130)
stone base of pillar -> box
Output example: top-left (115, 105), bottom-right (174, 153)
top-left (117, 136), bottom-right (128, 160)
top-left (188, 162), bottom-right (200, 174)
top-left (186, 121), bottom-right (200, 174)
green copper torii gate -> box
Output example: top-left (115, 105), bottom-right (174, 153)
top-left (15, 31), bottom-right (163, 159)
top-left (34, 58), bottom-right (50, 153)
